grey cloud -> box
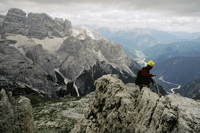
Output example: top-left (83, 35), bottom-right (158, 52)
top-left (0, 0), bottom-right (200, 32)
top-left (1, 0), bottom-right (199, 14)
top-left (2, 0), bottom-right (200, 16)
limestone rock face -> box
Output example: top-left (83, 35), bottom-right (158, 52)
top-left (94, 39), bottom-right (140, 75)
top-left (63, 19), bottom-right (72, 36)
top-left (27, 13), bottom-right (72, 38)
top-left (54, 36), bottom-right (141, 96)
top-left (0, 42), bottom-right (57, 97)
top-left (25, 44), bottom-right (60, 77)
top-left (0, 15), bottom-right (5, 38)
top-left (56, 36), bottom-right (140, 80)
top-left (0, 89), bottom-right (38, 133)
top-left (2, 8), bottom-right (72, 39)
top-left (0, 30), bottom-right (140, 97)
top-left (71, 74), bottom-right (200, 133)
top-left (2, 8), bottom-right (29, 37)
top-left (70, 61), bottom-right (137, 97)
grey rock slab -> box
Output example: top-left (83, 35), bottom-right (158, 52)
top-left (0, 44), bottom-right (57, 97)
top-left (25, 44), bottom-right (60, 77)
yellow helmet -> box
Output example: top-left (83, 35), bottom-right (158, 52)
top-left (147, 60), bottom-right (155, 67)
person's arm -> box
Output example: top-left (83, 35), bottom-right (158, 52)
top-left (141, 69), bottom-right (154, 77)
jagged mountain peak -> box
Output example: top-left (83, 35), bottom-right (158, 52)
top-left (2, 8), bottom-right (72, 39)
top-left (7, 8), bottom-right (26, 16)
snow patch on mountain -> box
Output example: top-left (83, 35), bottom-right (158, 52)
top-left (131, 50), bottom-right (147, 67)
top-left (73, 82), bottom-right (80, 97)
top-left (72, 25), bottom-right (107, 40)
top-left (6, 34), bottom-right (66, 54)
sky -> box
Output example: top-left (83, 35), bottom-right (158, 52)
top-left (0, 0), bottom-right (200, 33)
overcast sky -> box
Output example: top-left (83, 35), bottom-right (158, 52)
top-left (0, 0), bottom-right (200, 33)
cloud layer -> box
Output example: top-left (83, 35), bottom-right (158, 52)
top-left (0, 0), bottom-right (200, 32)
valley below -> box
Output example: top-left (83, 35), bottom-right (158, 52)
top-left (157, 76), bottom-right (181, 94)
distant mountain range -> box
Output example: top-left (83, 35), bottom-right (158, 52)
top-left (89, 26), bottom-right (200, 51)
top-left (143, 38), bottom-right (200, 63)
top-left (169, 31), bottom-right (200, 40)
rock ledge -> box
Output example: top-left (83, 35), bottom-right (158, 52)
top-left (71, 74), bottom-right (200, 133)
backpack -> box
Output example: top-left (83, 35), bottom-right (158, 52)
top-left (135, 69), bottom-right (142, 85)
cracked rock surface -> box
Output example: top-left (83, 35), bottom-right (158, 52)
top-left (0, 89), bottom-right (38, 133)
top-left (71, 74), bottom-right (200, 133)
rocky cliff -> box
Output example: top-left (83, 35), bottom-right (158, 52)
top-left (54, 35), bottom-right (141, 96)
top-left (25, 44), bottom-right (60, 78)
top-left (71, 74), bottom-right (200, 133)
top-left (0, 41), bottom-right (58, 97)
top-left (0, 89), bottom-right (38, 133)
top-left (67, 60), bottom-right (138, 97)
top-left (0, 8), bottom-right (141, 97)
top-left (56, 36), bottom-right (139, 80)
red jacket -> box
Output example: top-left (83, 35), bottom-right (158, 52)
top-left (135, 67), bottom-right (154, 85)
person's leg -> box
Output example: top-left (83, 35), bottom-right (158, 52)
top-left (139, 84), bottom-right (143, 91)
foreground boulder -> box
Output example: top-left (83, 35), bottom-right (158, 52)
top-left (0, 89), bottom-right (38, 133)
top-left (71, 74), bottom-right (200, 133)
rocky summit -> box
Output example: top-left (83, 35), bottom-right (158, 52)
top-left (0, 89), bottom-right (37, 133)
top-left (71, 74), bottom-right (200, 133)
top-left (2, 8), bottom-right (72, 39)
